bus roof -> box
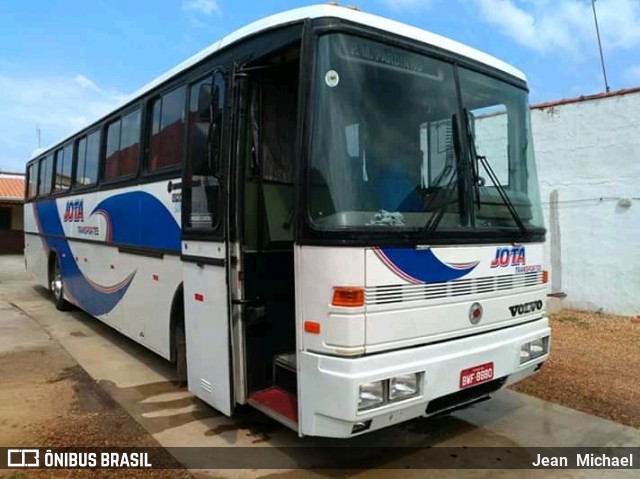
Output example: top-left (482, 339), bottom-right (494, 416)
top-left (28, 4), bottom-right (525, 162)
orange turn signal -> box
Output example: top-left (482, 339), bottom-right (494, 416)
top-left (332, 287), bottom-right (364, 307)
top-left (304, 321), bottom-right (321, 334)
top-left (542, 270), bottom-right (549, 284)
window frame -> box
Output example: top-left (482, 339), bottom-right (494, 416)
top-left (101, 105), bottom-right (143, 185)
top-left (144, 84), bottom-right (187, 175)
top-left (37, 154), bottom-right (54, 197)
top-left (73, 128), bottom-right (101, 191)
top-left (52, 142), bottom-right (74, 195)
top-left (26, 163), bottom-right (37, 199)
top-left (181, 69), bottom-right (228, 239)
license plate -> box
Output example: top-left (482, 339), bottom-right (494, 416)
top-left (459, 362), bottom-right (494, 389)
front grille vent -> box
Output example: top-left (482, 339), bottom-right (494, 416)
top-left (365, 271), bottom-right (543, 305)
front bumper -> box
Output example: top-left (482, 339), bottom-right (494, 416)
top-left (298, 317), bottom-right (550, 438)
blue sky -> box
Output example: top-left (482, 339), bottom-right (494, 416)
top-left (2, 0), bottom-right (640, 172)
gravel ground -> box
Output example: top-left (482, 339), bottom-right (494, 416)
top-left (510, 309), bottom-right (640, 429)
top-left (0, 346), bottom-right (192, 479)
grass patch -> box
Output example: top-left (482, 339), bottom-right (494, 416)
top-left (557, 315), bottom-right (590, 329)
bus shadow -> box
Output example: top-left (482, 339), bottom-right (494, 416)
top-left (32, 285), bottom-right (177, 381)
top-left (175, 409), bottom-right (525, 472)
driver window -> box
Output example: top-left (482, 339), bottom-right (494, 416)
top-left (185, 71), bottom-right (225, 230)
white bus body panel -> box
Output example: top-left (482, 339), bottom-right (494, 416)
top-left (182, 240), bottom-right (233, 416)
top-left (295, 244), bottom-right (549, 437)
top-left (298, 318), bottom-right (549, 437)
top-left (23, 180), bottom-right (183, 360)
top-left (296, 244), bottom-right (547, 355)
top-left (25, 181), bottom-right (235, 417)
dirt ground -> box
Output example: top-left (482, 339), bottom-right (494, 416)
top-left (0, 344), bottom-right (192, 479)
top-left (510, 309), bottom-right (640, 429)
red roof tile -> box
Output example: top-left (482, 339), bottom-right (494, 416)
top-left (0, 176), bottom-right (25, 201)
top-left (532, 87), bottom-right (640, 110)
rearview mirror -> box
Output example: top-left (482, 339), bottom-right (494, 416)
top-left (198, 83), bottom-right (213, 122)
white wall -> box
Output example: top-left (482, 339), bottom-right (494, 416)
top-left (532, 92), bottom-right (640, 316)
top-left (474, 113), bottom-right (509, 184)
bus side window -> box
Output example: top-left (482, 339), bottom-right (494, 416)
top-left (74, 130), bottom-right (100, 188)
top-left (104, 109), bottom-right (141, 181)
top-left (38, 154), bottom-right (53, 196)
top-left (54, 143), bottom-right (73, 193)
top-left (186, 71), bottom-right (225, 230)
top-left (27, 163), bottom-right (37, 198)
top-left (147, 85), bottom-right (185, 172)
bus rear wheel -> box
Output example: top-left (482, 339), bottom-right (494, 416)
top-left (51, 255), bottom-right (71, 311)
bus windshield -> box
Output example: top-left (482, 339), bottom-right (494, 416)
top-left (307, 33), bottom-right (544, 238)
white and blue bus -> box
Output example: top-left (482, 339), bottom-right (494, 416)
top-left (24, 4), bottom-right (550, 438)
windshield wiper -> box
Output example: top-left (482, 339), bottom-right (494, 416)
top-left (422, 115), bottom-right (460, 234)
top-left (465, 112), bottom-right (482, 211)
top-left (464, 109), bottom-right (527, 233)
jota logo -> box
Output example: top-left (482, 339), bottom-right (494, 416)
top-left (509, 300), bottom-right (543, 317)
top-left (491, 246), bottom-right (526, 268)
top-left (64, 200), bottom-right (84, 222)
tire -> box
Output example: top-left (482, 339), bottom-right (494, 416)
top-left (174, 321), bottom-right (188, 386)
top-left (51, 255), bottom-right (71, 311)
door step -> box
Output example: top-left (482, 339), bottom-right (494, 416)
top-left (274, 352), bottom-right (296, 371)
top-left (273, 352), bottom-right (297, 395)
top-left (248, 386), bottom-right (298, 431)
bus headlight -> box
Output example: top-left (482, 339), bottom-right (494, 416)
top-left (389, 373), bottom-right (419, 401)
top-left (520, 336), bottom-right (549, 364)
top-left (358, 373), bottom-right (423, 411)
top-left (358, 380), bottom-right (385, 410)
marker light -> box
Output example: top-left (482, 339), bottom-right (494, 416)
top-left (332, 287), bottom-right (364, 307)
top-left (304, 321), bottom-right (321, 334)
top-left (542, 270), bottom-right (549, 284)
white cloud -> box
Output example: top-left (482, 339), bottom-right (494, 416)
top-left (0, 73), bottom-right (126, 172)
top-left (182, 0), bottom-right (220, 16)
top-left (74, 74), bottom-right (99, 90)
top-left (470, 0), bottom-right (640, 57)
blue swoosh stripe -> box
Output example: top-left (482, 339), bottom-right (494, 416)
top-left (377, 247), bottom-right (478, 284)
top-left (91, 191), bottom-right (181, 251)
top-left (35, 200), bottom-right (135, 316)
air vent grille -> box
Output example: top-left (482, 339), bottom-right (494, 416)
top-left (365, 271), bottom-right (543, 305)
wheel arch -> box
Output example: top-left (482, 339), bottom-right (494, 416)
top-left (169, 282), bottom-right (185, 363)
top-left (47, 249), bottom-right (58, 288)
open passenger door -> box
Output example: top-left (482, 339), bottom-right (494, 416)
top-left (180, 69), bottom-right (234, 416)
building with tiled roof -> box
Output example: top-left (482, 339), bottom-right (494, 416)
top-left (0, 172), bottom-right (25, 254)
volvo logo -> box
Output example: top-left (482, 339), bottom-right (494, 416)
top-left (469, 302), bottom-right (483, 325)
top-left (509, 300), bottom-right (544, 317)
